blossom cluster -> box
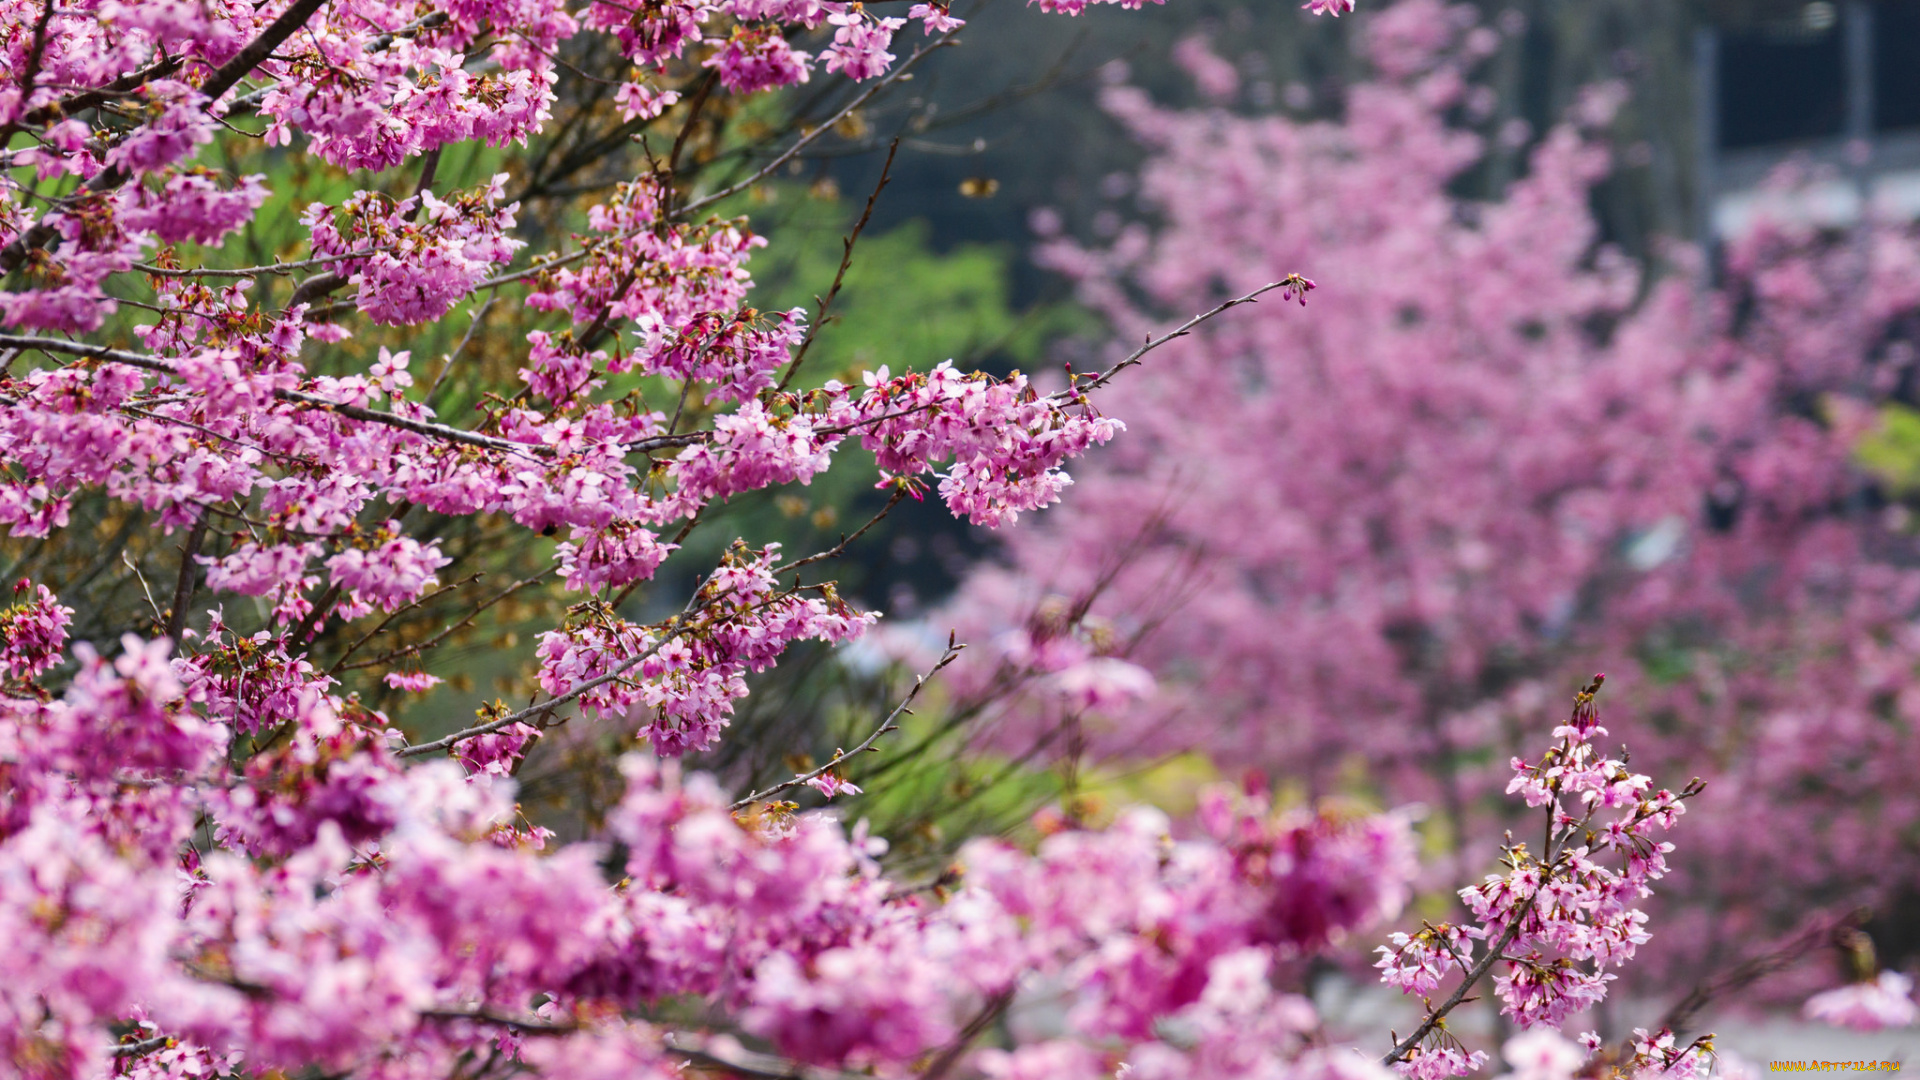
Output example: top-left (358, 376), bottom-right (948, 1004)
top-left (1375, 678), bottom-right (1700, 1077)
top-left (0, 587), bottom-right (1721, 1079)
top-left (0, 612), bottom-right (1449, 1080)
top-left (1476, 694), bottom-right (1690, 1027)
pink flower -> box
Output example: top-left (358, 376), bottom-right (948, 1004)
top-left (907, 2), bottom-right (965, 32)
top-left (1392, 1046), bottom-right (1488, 1080)
top-left (383, 671), bottom-right (444, 693)
top-left (805, 772), bottom-right (863, 799)
top-left (1803, 972), bottom-right (1919, 1031)
top-left (0, 580), bottom-right (73, 679)
top-left (822, 14), bottom-right (904, 80)
top-left (615, 82), bottom-right (681, 121)
top-left (705, 28), bottom-right (813, 93)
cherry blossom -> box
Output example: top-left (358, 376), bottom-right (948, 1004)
top-left (1803, 972), bottom-right (1919, 1031)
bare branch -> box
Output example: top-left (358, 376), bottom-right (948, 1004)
top-left (772, 485), bottom-right (908, 575)
top-left (163, 511), bottom-right (209, 643)
top-left (110, 1036), bottom-right (173, 1059)
top-left (0, 335), bottom-right (547, 460)
top-left (776, 138), bottom-right (900, 393)
top-left (664, 1032), bottom-right (872, 1080)
top-left (334, 569), bottom-right (551, 674)
top-left (0, 0), bottom-right (332, 274)
top-left (326, 572), bottom-right (485, 675)
top-left (393, 568), bottom-right (722, 758)
top-left (1058, 275), bottom-right (1314, 401)
top-left (131, 248), bottom-right (378, 279)
top-left (920, 987), bottom-right (1015, 1080)
top-left (730, 637), bottom-right (964, 811)
top-left (676, 34), bottom-right (959, 220)
top-left (1382, 874), bottom-right (1539, 1064)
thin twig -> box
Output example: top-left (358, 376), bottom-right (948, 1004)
top-left (393, 568), bottom-right (721, 758)
top-left (110, 1036), bottom-right (173, 1059)
top-left (0, 1), bottom-right (59, 147)
top-left (428, 291), bottom-right (497, 403)
top-left (0, 335), bottom-right (548, 460)
top-left (163, 511), bottom-right (209, 642)
top-left (663, 1032), bottom-right (871, 1080)
top-left (1059, 275), bottom-right (1313, 401)
top-left (677, 33), bottom-right (959, 220)
top-left (0, 0), bottom-right (330, 275)
top-left (131, 247), bottom-right (378, 279)
top-left (456, 36), bottom-right (956, 299)
top-left (773, 486), bottom-right (908, 575)
top-left (416, 1008), bottom-right (578, 1034)
top-left (1656, 909), bottom-right (1867, 1037)
top-left (667, 69), bottom-right (720, 180)
top-left (335, 569), bottom-right (552, 673)
top-left (920, 986), bottom-right (1016, 1080)
top-left (776, 139), bottom-right (900, 393)
top-left (20, 55), bottom-right (185, 129)
top-left (730, 637), bottom-right (963, 811)
top-left (1388, 788), bottom-right (1563, 1067)
top-left (326, 572), bottom-right (484, 674)
top-left (123, 551), bottom-right (163, 628)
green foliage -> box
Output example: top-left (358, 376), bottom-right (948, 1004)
top-left (1855, 402), bottom-right (1920, 496)
top-left (748, 200), bottom-right (1084, 378)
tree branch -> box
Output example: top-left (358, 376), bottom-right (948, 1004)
top-left (163, 511), bottom-right (209, 643)
top-left (1059, 275), bottom-right (1314, 401)
top-left (0, 335), bottom-right (548, 459)
top-left (775, 138), bottom-right (900, 393)
top-left (676, 34), bottom-right (958, 220)
top-left (663, 1033), bottom-right (871, 1080)
top-left (730, 637), bottom-right (964, 811)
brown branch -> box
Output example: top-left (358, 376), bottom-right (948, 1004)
top-left (663, 1033), bottom-right (871, 1080)
top-left (284, 270), bottom-right (347, 313)
top-left (776, 138), bottom-right (899, 393)
top-left (1386, 794), bottom-right (1562, 1067)
top-left (416, 1008), bottom-right (578, 1034)
top-left (200, 0), bottom-right (332, 104)
top-left (1059, 276), bottom-right (1313, 401)
top-left (133, 247), bottom-right (378, 279)
top-left (427, 291), bottom-right (497, 403)
top-left (325, 571), bottom-right (484, 674)
top-left (392, 568), bottom-right (723, 758)
top-left (110, 1035), bottom-right (173, 1059)
top-left (21, 55), bottom-right (185, 129)
top-left (1656, 909), bottom-right (1869, 1037)
top-left (0, 335), bottom-right (547, 459)
top-left (773, 485), bottom-right (908, 575)
top-left (288, 582), bottom-right (340, 649)
top-left (920, 987), bottom-right (1015, 1080)
top-left (334, 569), bottom-right (551, 673)
top-left (667, 69), bottom-right (721, 180)
top-left (163, 511), bottom-right (210, 643)
top-left (677, 33), bottom-right (959, 220)
top-left (0, 0), bottom-right (59, 147)
top-left (1383, 879), bottom-right (1539, 1064)
top-left (0, 0), bottom-right (332, 274)
top-left (729, 637), bottom-right (963, 811)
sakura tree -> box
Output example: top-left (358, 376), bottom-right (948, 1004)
top-left (944, 0), bottom-right (1920, 1033)
top-left (0, 0), bottom-right (1720, 1074)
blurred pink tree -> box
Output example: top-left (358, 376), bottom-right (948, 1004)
top-left (947, 0), bottom-right (1920, 1013)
